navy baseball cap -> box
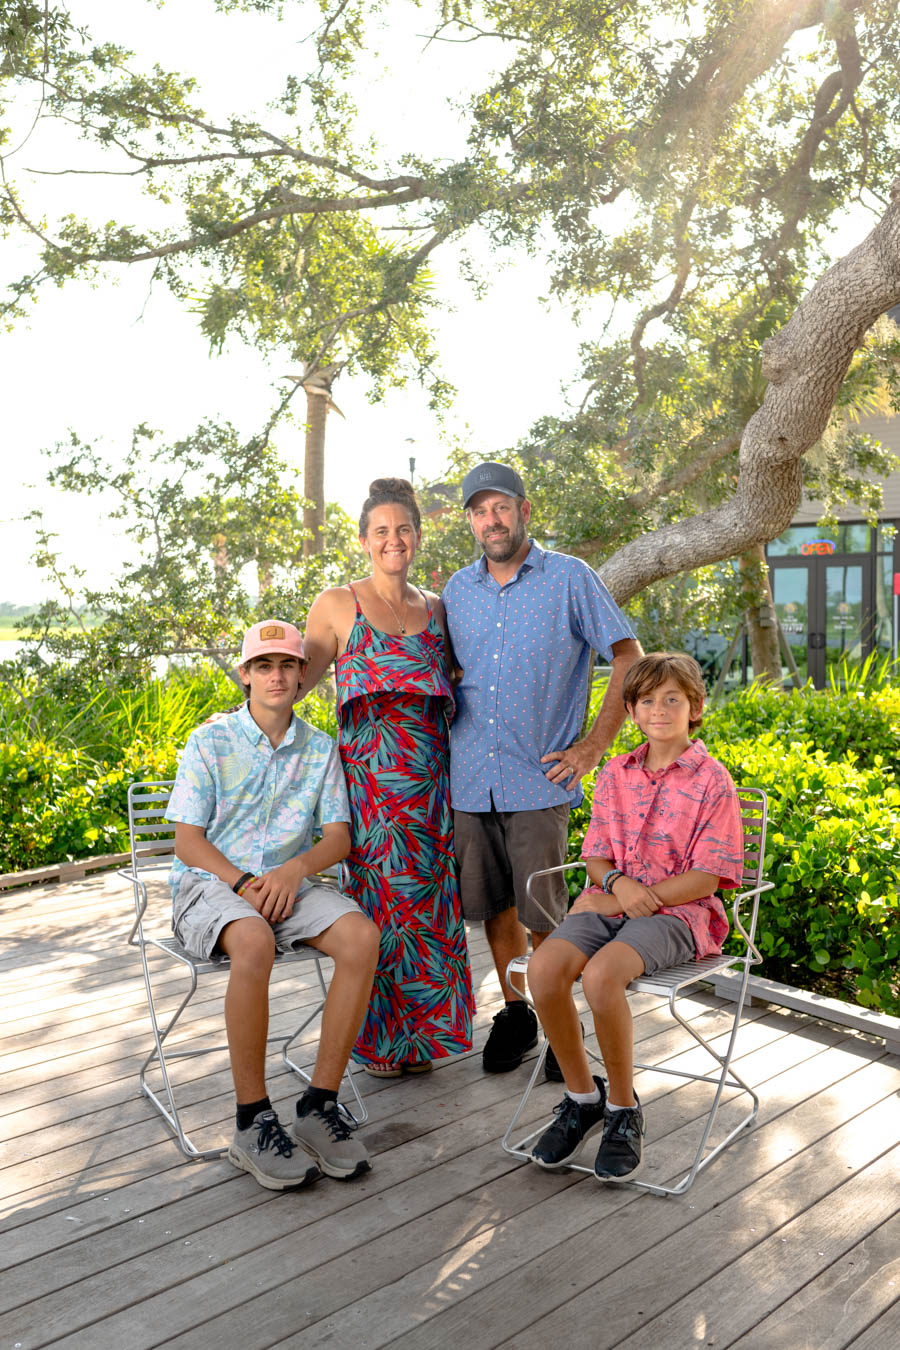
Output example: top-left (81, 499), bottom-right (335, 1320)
top-left (461, 461), bottom-right (527, 508)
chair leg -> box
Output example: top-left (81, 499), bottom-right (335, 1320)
top-left (500, 989), bottom-right (759, 1193)
top-left (138, 945), bottom-right (229, 1162)
top-left (626, 990), bottom-right (759, 1196)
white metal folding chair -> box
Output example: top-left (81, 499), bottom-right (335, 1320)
top-left (121, 778), bottom-right (367, 1161)
top-left (501, 787), bottom-right (772, 1196)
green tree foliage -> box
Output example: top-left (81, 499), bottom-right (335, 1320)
top-left (0, 1), bottom-right (452, 404)
top-left (2, 1), bottom-right (900, 643)
top-left (12, 420), bottom-right (361, 691)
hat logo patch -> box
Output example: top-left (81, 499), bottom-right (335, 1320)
top-left (260, 624), bottom-right (285, 639)
top-left (478, 470), bottom-right (492, 481)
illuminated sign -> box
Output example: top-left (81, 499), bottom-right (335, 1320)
top-left (800, 540), bottom-right (835, 555)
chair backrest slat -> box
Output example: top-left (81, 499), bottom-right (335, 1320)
top-left (127, 780), bottom-right (177, 877)
top-left (734, 787), bottom-right (769, 941)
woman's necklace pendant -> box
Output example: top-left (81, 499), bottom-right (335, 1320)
top-left (375, 585), bottom-right (407, 635)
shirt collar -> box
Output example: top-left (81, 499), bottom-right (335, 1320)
top-left (475, 538), bottom-right (545, 585)
top-left (237, 700), bottom-right (299, 748)
top-left (624, 737), bottom-right (708, 774)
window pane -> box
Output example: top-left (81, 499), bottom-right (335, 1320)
top-left (824, 565), bottom-right (864, 674)
top-left (772, 569), bottom-right (809, 684)
top-left (768, 523), bottom-right (873, 556)
top-left (875, 555), bottom-right (894, 654)
top-left (836, 524), bottom-right (871, 552)
top-left (877, 521), bottom-right (897, 555)
top-left (768, 525), bottom-right (835, 556)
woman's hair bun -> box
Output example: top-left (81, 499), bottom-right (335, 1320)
top-left (359, 476), bottom-right (421, 534)
top-left (368, 477), bottom-right (415, 499)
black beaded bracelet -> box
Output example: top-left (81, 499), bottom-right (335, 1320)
top-left (601, 868), bottom-right (625, 894)
top-left (231, 871), bottom-right (256, 895)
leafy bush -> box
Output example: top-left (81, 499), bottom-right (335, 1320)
top-left (712, 736), bottom-right (900, 1013)
top-left (706, 681), bottom-right (900, 769)
top-left (0, 737), bottom-right (179, 869)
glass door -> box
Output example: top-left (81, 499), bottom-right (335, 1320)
top-left (770, 556), bottom-right (873, 686)
top-left (823, 560), bottom-right (871, 683)
top-left (772, 563), bottom-right (811, 685)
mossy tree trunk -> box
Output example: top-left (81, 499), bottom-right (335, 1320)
top-left (739, 543), bottom-right (780, 684)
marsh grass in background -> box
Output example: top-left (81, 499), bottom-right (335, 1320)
top-left (0, 661), bottom-right (897, 1013)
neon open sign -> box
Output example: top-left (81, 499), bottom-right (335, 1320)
top-left (800, 540), bottom-right (836, 555)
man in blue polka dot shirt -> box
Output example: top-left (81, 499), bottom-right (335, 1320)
top-left (443, 462), bottom-right (642, 1075)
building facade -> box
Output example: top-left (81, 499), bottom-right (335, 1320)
top-left (767, 411), bottom-right (900, 687)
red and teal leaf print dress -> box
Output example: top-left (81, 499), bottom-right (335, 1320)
top-left (336, 596), bottom-right (474, 1068)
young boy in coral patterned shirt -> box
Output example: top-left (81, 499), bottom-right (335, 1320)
top-left (527, 652), bottom-right (744, 1182)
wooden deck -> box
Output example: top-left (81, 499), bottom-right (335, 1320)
top-left (1, 871), bottom-right (898, 1350)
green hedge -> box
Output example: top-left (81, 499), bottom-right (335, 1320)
top-left (1, 666), bottom-right (898, 1014)
top-left (712, 735), bottom-right (900, 1013)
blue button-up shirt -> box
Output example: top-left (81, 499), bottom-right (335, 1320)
top-left (166, 703), bottom-right (350, 898)
top-left (443, 541), bottom-right (635, 811)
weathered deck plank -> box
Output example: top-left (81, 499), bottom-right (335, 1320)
top-left (724, 1210), bottom-right (900, 1350)
top-left (1, 872), bottom-right (898, 1350)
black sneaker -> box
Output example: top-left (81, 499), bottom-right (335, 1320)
top-left (483, 1002), bottom-right (538, 1072)
top-left (544, 1021), bottom-right (585, 1083)
top-left (594, 1096), bottom-right (645, 1182)
top-left (531, 1076), bottom-right (607, 1169)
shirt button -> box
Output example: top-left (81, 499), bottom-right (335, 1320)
top-left (489, 752), bottom-right (494, 758)
top-left (496, 622), bottom-right (501, 628)
top-left (490, 685), bottom-right (495, 691)
top-left (489, 718), bottom-right (494, 724)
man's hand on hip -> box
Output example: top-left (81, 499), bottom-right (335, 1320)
top-left (541, 737), bottom-right (600, 789)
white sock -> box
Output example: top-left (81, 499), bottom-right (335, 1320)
top-left (607, 1101), bottom-right (636, 1113)
top-left (566, 1086), bottom-right (601, 1105)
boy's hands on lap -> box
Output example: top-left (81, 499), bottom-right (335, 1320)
top-left (246, 858), bottom-right (306, 923)
top-left (613, 877), bottom-right (664, 918)
top-left (570, 876), bottom-right (662, 919)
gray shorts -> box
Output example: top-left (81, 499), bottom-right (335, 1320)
top-left (547, 911), bottom-right (695, 976)
top-left (453, 803), bottom-right (571, 931)
top-left (172, 871), bottom-right (362, 962)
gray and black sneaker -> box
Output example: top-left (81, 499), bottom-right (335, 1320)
top-left (227, 1109), bottom-right (321, 1191)
top-left (531, 1076), bottom-right (608, 1169)
top-left (483, 1001), bottom-right (538, 1073)
top-left (594, 1096), bottom-right (645, 1182)
top-left (291, 1096), bottom-right (371, 1179)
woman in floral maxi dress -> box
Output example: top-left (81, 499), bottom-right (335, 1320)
top-left (302, 479), bottom-right (473, 1074)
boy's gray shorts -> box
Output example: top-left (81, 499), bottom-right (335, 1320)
top-left (546, 911), bottom-right (695, 976)
top-left (172, 871), bottom-right (362, 962)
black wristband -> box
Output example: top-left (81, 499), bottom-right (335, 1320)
top-left (231, 871), bottom-right (255, 895)
top-left (602, 868), bottom-right (625, 894)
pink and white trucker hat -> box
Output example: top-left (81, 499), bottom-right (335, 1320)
top-left (240, 619), bottom-right (305, 664)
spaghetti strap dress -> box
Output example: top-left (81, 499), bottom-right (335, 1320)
top-left (335, 590), bottom-right (474, 1068)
